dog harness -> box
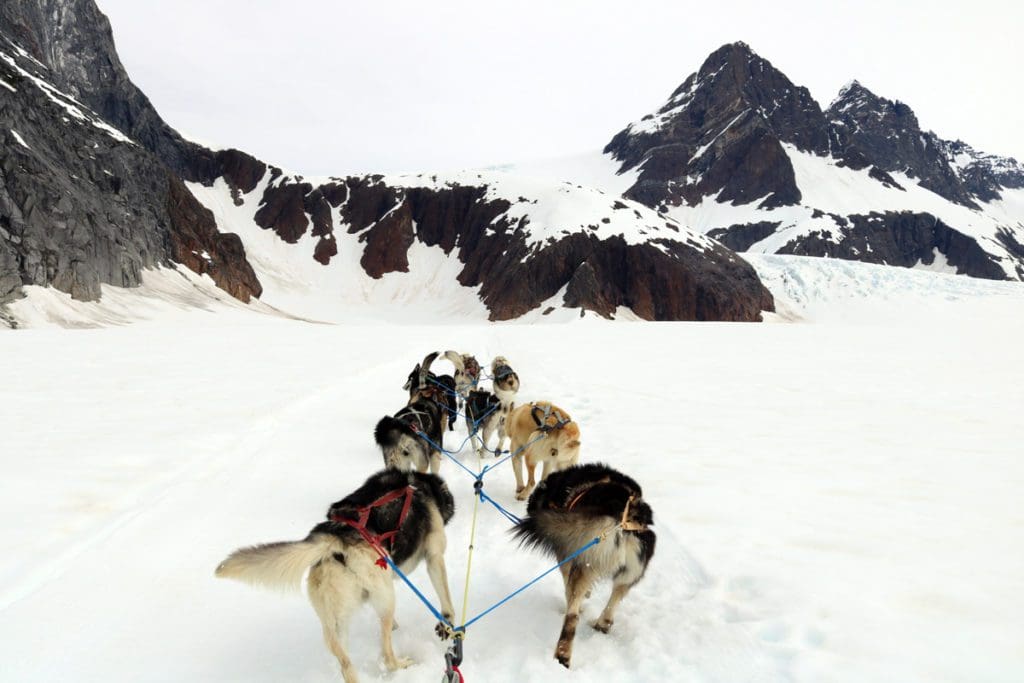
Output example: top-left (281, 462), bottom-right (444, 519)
top-left (562, 481), bottom-right (647, 532)
top-left (493, 363), bottom-right (515, 380)
top-left (530, 403), bottom-right (570, 432)
top-left (330, 485), bottom-right (416, 569)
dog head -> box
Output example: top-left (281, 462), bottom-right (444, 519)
top-left (491, 357), bottom-right (520, 393)
top-left (374, 415), bottom-right (430, 471)
top-left (548, 421), bottom-right (581, 462)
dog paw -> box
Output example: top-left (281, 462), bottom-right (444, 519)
top-left (435, 621), bottom-right (453, 640)
top-left (515, 486), bottom-right (533, 501)
top-left (555, 649), bottom-right (572, 668)
top-left (591, 618), bottom-right (613, 633)
top-left (387, 656), bottom-right (414, 671)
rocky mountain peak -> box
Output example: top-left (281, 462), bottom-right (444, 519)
top-left (603, 42), bottom-right (829, 212)
top-left (826, 80), bottom-right (974, 205)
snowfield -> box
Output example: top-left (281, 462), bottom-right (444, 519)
top-left (1, 258), bottom-right (1023, 682)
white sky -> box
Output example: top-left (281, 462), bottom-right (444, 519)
top-left (97, 0), bottom-right (1023, 176)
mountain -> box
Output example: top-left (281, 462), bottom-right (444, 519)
top-left (0, 29), bottom-right (261, 306)
top-left (186, 163), bottom-right (771, 322)
top-left (600, 42), bottom-right (1024, 281)
top-left (0, 0), bottom-right (773, 325)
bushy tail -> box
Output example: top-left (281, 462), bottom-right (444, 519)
top-left (444, 350), bottom-right (465, 373)
top-left (215, 534), bottom-right (338, 592)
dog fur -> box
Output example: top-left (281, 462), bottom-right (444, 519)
top-left (505, 401), bottom-right (581, 500)
top-left (489, 356), bottom-right (520, 455)
top-left (443, 350), bottom-right (481, 407)
top-left (216, 469), bottom-right (458, 682)
top-left (374, 399), bottom-right (445, 474)
top-left (403, 352), bottom-right (457, 431)
top-left (512, 463), bottom-right (656, 668)
top-left (465, 389), bottom-right (502, 457)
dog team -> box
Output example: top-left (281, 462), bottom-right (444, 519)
top-left (216, 350), bottom-right (657, 681)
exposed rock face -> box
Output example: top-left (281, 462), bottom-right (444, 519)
top-left (775, 212), bottom-right (1008, 279)
top-left (936, 138), bottom-right (1024, 203)
top-left (197, 171), bottom-right (773, 321)
top-left (0, 33), bottom-right (260, 304)
top-left (0, 0), bottom-right (215, 180)
top-left (602, 42), bottom-right (1024, 281)
top-left (826, 82), bottom-right (976, 206)
top-left (605, 42), bottom-right (829, 210)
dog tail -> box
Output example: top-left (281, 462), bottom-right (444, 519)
top-left (215, 533), bottom-right (339, 592)
top-left (444, 350), bottom-right (465, 374)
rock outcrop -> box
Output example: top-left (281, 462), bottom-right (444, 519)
top-left (0, 32), bottom-right (260, 304)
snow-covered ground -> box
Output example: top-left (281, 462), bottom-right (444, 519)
top-left (1, 258), bottom-right (1022, 682)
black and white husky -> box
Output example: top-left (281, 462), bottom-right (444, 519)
top-left (216, 469), bottom-right (457, 683)
top-left (374, 398), bottom-right (445, 474)
top-left (403, 352), bottom-right (457, 431)
top-left (513, 463), bottom-right (656, 668)
top-left (465, 389), bottom-right (501, 457)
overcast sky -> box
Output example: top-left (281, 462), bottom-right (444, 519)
top-left (98, 0), bottom-right (1023, 176)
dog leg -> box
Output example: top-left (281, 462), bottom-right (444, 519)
top-left (512, 450), bottom-right (527, 498)
top-left (540, 459), bottom-right (553, 482)
top-left (517, 454), bottom-right (539, 501)
top-left (592, 582), bottom-right (633, 633)
top-left (369, 579), bottom-right (413, 671)
top-left (555, 564), bottom-right (594, 668)
top-left (424, 523), bottom-right (457, 637)
top-left (309, 563), bottom-right (361, 683)
top-left (429, 450), bottom-right (442, 475)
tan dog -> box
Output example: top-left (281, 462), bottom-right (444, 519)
top-left (506, 401), bottom-right (581, 500)
top-left (490, 356), bottom-right (520, 455)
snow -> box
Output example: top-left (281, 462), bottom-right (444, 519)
top-left (1, 263), bottom-right (1022, 682)
top-left (376, 170), bottom-right (712, 251)
top-left (2, 266), bottom-right (293, 329)
top-left (187, 178), bottom-right (492, 324)
top-left (485, 149), bottom-right (641, 197)
top-left (0, 76), bottom-right (16, 92)
top-left (186, 170), bottom-right (716, 323)
top-left (10, 129), bottom-right (30, 150)
top-left (913, 248), bottom-right (960, 275)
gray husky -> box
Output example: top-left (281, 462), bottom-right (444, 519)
top-left (216, 470), bottom-right (457, 683)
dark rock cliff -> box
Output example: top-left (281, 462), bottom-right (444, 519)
top-left (0, 33), bottom-right (260, 304)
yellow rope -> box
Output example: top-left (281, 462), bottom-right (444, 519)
top-left (458, 451), bottom-right (485, 631)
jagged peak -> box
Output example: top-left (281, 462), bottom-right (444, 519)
top-left (829, 79), bottom-right (880, 111)
top-left (828, 80), bottom-right (919, 124)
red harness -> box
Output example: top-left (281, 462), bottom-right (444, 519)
top-left (330, 485), bottom-right (416, 569)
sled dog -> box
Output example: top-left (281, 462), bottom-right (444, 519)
top-left (216, 469), bottom-right (457, 682)
top-left (403, 351), bottom-right (457, 431)
top-left (513, 463), bottom-right (656, 668)
top-left (465, 389), bottom-right (501, 457)
top-left (489, 356), bottom-right (520, 454)
top-left (505, 401), bottom-right (581, 500)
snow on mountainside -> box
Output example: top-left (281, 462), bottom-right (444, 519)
top-left (1, 2), bottom-right (775, 326)
top-left (509, 42), bottom-right (1024, 282)
top-left (182, 159), bottom-right (772, 324)
top-left (7, 250), bottom-right (1021, 329)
